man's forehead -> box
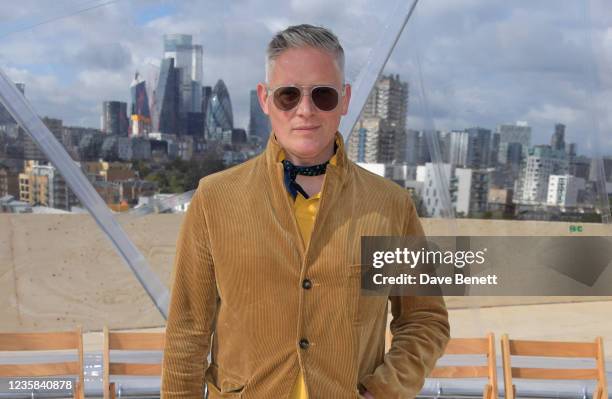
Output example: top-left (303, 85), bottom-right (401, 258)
top-left (269, 47), bottom-right (342, 84)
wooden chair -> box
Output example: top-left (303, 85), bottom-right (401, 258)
top-left (428, 333), bottom-right (498, 399)
top-left (103, 327), bottom-right (165, 399)
top-left (501, 335), bottom-right (608, 399)
top-left (0, 328), bottom-right (84, 399)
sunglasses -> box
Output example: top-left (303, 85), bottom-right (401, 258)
top-left (267, 84), bottom-right (344, 112)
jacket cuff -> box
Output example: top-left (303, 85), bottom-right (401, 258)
top-left (359, 374), bottom-right (394, 399)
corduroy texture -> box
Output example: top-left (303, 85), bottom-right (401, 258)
top-left (161, 132), bottom-right (450, 399)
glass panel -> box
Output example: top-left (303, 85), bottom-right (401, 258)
top-left (382, 2), bottom-right (611, 396)
top-left (0, 0), bottom-right (394, 392)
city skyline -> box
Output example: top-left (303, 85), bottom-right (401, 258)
top-left (1, 0), bottom-right (611, 155)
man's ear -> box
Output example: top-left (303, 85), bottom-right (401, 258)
top-left (256, 83), bottom-right (269, 115)
top-left (341, 83), bottom-right (351, 115)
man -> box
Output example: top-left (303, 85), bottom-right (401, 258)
top-left (162, 24), bottom-right (450, 399)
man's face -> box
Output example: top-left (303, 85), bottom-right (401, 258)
top-left (257, 47), bottom-right (351, 164)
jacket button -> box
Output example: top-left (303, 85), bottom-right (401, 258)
top-left (302, 279), bottom-right (312, 289)
top-left (299, 338), bottom-right (310, 350)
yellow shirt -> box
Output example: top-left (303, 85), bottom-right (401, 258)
top-left (286, 153), bottom-right (337, 399)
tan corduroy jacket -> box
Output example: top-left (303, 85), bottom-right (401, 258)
top-left (162, 132), bottom-right (450, 399)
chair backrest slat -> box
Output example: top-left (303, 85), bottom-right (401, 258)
top-left (109, 332), bottom-right (165, 350)
top-left (429, 333), bottom-right (498, 398)
top-left (109, 363), bottom-right (162, 376)
top-left (103, 327), bottom-right (165, 399)
top-left (0, 332), bottom-right (79, 351)
top-left (512, 367), bottom-right (598, 380)
top-left (509, 340), bottom-right (597, 358)
top-left (502, 334), bottom-right (608, 399)
top-left (0, 328), bottom-right (84, 399)
top-left (444, 338), bottom-right (489, 355)
top-left (430, 365), bottom-right (489, 378)
top-left (0, 362), bottom-right (81, 377)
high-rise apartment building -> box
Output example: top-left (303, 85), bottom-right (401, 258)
top-left (18, 161), bottom-right (77, 210)
top-left (515, 145), bottom-right (568, 204)
top-left (347, 117), bottom-right (393, 163)
top-left (551, 123), bottom-right (566, 152)
top-left (464, 127), bottom-right (492, 168)
top-left (547, 174), bottom-right (585, 207)
top-left (349, 74), bottom-right (408, 163)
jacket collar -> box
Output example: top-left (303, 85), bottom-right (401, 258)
top-left (264, 131), bottom-right (350, 186)
top-left (263, 131), bottom-right (351, 258)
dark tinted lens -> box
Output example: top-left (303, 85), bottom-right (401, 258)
top-left (312, 86), bottom-right (339, 111)
top-left (274, 87), bottom-right (301, 111)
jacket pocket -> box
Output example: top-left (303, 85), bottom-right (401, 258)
top-left (348, 265), bottom-right (385, 326)
top-left (204, 363), bottom-right (246, 398)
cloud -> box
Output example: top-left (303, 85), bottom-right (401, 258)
top-left (0, 0), bottom-right (610, 156)
top-left (74, 43), bottom-right (133, 71)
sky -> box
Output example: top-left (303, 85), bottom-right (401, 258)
top-left (1, 0), bottom-right (611, 156)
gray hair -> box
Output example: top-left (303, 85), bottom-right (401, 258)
top-left (265, 24), bottom-right (345, 83)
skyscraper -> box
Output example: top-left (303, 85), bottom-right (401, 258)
top-left (551, 123), bottom-right (566, 152)
top-left (248, 89), bottom-right (271, 142)
top-left (447, 128), bottom-right (491, 169)
top-left (201, 86), bottom-right (212, 135)
top-left (464, 127), bottom-right (492, 168)
top-left (155, 57), bottom-right (180, 134)
top-left (349, 74), bottom-right (408, 163)
top-left (130, 73), bottom-right (151, 137)
top-left (362, 74), bottom-right (408, 130)
top-left (449, 130), bottom-right (469, 167)
top-left (497, 122), bottom-right (532, 164)
top-left (206, 79), bottom-right (233, 139)
top-left (163, 34), bottom-right (203, 114)
top-left (102, 101), bottom-right (129, 136)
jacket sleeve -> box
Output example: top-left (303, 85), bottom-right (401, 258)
top-left (360, 196), bottom-right (450, 399)
top-left (162, 184), bottom-right (218, 398)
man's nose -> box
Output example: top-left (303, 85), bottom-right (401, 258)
top-left (296, 92), bottom-right (315, 117)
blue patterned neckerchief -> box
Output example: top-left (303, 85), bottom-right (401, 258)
top-left (281, 142), bottom-right (338, 199)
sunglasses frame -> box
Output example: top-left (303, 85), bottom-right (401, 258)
top-left (266, 84), bottom-right (346, 112)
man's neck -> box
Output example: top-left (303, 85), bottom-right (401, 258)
top-left (284, 142), bottom-right (335, 167)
